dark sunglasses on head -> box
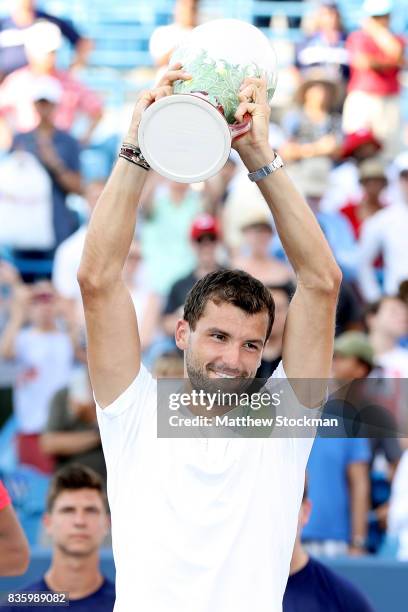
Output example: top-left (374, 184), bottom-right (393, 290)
top-left (195, 234), bottom-right (217, 244)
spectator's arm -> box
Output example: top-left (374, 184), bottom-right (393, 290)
top-left (348, 461), bottom-right (370, 555)
top-left (0, 505), bottom-right (29, 576)
top-left (40, 430), bottom-right (100, 456)
top-left (363, 19), bottom-right (404, 63)
top-left (70, 38), bottom-right (94, 71)
top-left (0, 285), bottom-right (29, 360)
top-left (358, 217), bottom-right (383, 302)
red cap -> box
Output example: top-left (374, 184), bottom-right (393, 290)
top-left (341, 129), bottom-right (382, 159)
top-left (190, 214), bottom-right (220, 241)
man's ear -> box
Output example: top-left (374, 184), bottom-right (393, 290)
top-left (175, 319), bottom-right (189, 351)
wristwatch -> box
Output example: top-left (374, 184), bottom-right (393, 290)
top-left (248, 153), bottom-right (284, 182)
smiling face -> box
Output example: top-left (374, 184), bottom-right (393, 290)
top-left (176, 299), bottom-right (269, 392)
top-left (44, 489), bottom-right (108, 558)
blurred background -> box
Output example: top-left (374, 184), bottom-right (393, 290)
top-left (0, 1), bottom-right (408, 610)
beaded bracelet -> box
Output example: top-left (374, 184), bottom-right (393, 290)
top-left (119, 142), bottom-right (150, 171)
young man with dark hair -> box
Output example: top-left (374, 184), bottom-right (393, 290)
top-left (78, 65), bottom-right (341, 611)
top-left (1, 465), bottom-right (114, 611)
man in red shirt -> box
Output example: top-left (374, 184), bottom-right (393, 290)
top-left (0, 480), bottom-right (29, 575)
top-left (343, 0), bottom-right (405, 159)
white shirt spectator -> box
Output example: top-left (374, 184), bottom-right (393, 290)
top-left (14, 328), bottom-right (74, 433)
top-left (96, 361), bottom-right (315, 612)
top-left (375, 347), bottom-right (408, 379)
top-left (52, 225), bottom-right (87, 300)
top-left (388, 450), bottom-right (408, 560)
top-left (358, 202), bottom-right (408, 302)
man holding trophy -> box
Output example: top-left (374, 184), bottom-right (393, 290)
top-left (78, 39), bottom-right (341, 612)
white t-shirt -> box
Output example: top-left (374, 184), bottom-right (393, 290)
top-left (376, 347), bottom-right (408, 378)
top-left (14, 327), bottom-right (74, 433)
top-left (96, 362), bottom-right (315, 612)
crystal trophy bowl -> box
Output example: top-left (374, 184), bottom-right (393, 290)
top-left (138, 18), bottom-right (277, 183)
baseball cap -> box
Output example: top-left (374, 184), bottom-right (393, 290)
top-left (334, 332), bottom-right (374, 367)
top-left (240, 209), bottom-right (273, 231)
top-left (363, 0), bottom-right (392, 16)
top-left (358, 158), bottom-right (387, 182)
top-left (31, 75), bottom-right (63, 104)
top-left (190, 214), bottom-right (219, 241)
top-left (24, 21), bottom-right (62, 56)
top-left (341, 129), bottom-right (382, 159)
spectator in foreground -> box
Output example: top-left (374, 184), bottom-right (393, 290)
top-left (1, 465), bottom-right (115, 611)
top-left (284, 485), bottom-right (375, 611)
top-left (343, 0), bottom-right (405, 158)
top-left (0, 281), bottom-right (74, 473)
top-left (12, 75), bottom-right (82, 247)
top-left (0, 480), bottom-right (29, 576)
top-left (162, 214), bottom-right (222, 338)
top-left (41, 366), bottom-right (106, 480)
top-left (359, 160), bottom-right (408, 301)
top-left (0, 21), bottom-right (103, 148)
top-left (0, 0), bottom-right (91, 79)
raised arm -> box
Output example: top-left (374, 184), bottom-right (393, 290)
top-left (77, 65), bottom-right (190, 408)
top-left (234, 78), bottom-right (342, 381)
top-left (0, 488), bottom-right (30, 576)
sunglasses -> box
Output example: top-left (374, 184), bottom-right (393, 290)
top-left (195, 234), bottom-right (217, 244)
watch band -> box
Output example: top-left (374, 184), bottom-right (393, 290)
top-left (248, 153), bottom-right (284, 182)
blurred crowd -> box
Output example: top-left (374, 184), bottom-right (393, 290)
top-left (1, 0), bottom-right (408, 584)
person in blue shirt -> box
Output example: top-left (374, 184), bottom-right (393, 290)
top-left (302, 429), bottom-right (371, 556)
top-left (284, 486), bottom-right (375, 611)
top-left (0, 0), bottom-right (90, 79)
top-left (1, 464), bottom-right (115, 611)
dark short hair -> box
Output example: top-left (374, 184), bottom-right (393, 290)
top-left (183, 269), bottom-right (275, 342)
top-left (47, 464), bottom-right (107, 512)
